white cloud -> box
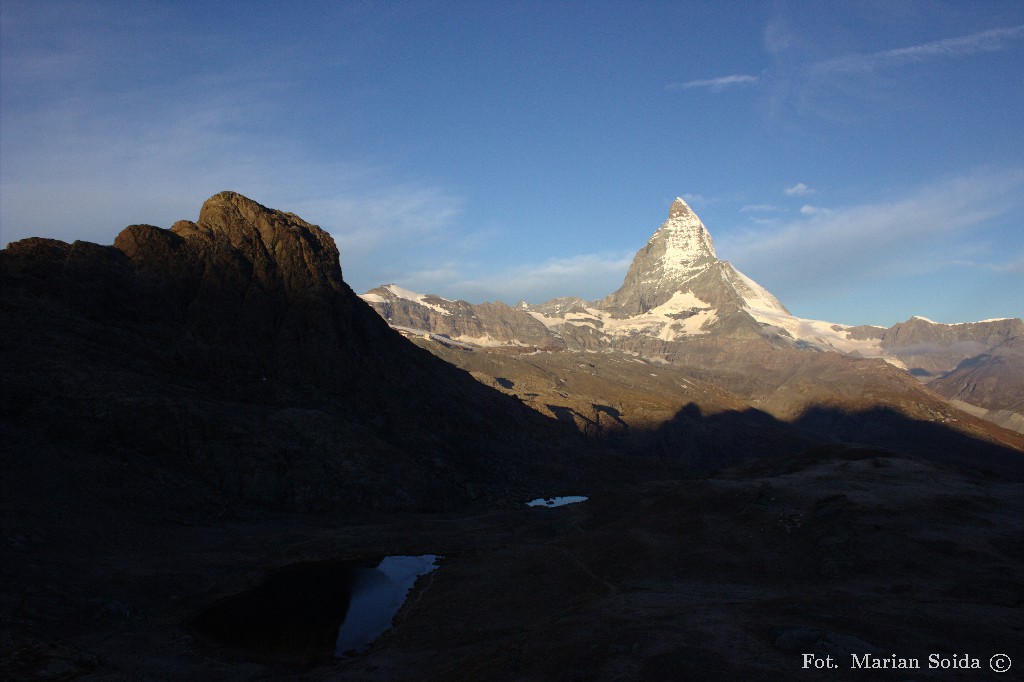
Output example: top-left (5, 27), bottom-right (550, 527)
top-left (814, 24), bottom-right (1024, 74)
top-left (667, 74), bottom-right (759, 91)
top-left (784, 182), bottom-right (815, 196)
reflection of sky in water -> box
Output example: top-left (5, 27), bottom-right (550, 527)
top-left (335, 555), bottom-right (439, 656)
top-left (526, 496), bottom-right (588, 508)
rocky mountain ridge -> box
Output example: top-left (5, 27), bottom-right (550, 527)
top-left (362, 197), bottom-right (1024, 437)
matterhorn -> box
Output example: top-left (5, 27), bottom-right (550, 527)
top-left (599, 197), bottom-right (787, 319)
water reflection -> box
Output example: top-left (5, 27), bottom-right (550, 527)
top-left (335, 555), bottom-right (440, 657)
top-left (526, 496), bottom-right (588, 507)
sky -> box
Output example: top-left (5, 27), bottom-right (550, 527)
top-left (2, 0), bottom-right (1022, 326)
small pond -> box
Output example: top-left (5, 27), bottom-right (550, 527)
top-left (189, 554), bottom-right (440, 663)
top-left (336, 555), bottom-right (440, 656)
top-left (526, 495), bottom-right (589, 508)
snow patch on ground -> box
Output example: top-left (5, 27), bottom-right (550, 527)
top-left (527, 311), bottom-right (564, 329)
top-left (729, 268), bottom-right (788, 315)
top-left (903, 316), bottom-right (1018, 326)
top-left (526, 293), bottom-right (716, 341)
top-left (601, 292), bottom-right (716, 340)
top-left (746, 307), bottom-right (907, 368)
top-left (452, 334), bottom-right (528, 348)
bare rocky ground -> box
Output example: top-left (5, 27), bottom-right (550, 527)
top-left (4, 446), bottom-right (1022, 681)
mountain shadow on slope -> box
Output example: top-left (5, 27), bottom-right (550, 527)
top-left (635, 401), bottom-right (1024, 479)
top-left (541, 401), bottom-right (816, 468)
top-left (640, 403), bottom-right (814, 468)
top-left (793, 404), bottom-right (1024, 479)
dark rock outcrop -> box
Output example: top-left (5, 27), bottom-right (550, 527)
top-left (0, 191), bottom-right (608, 516)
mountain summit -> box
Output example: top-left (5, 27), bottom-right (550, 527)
top-left (599, 197), bottom-right (787, 320)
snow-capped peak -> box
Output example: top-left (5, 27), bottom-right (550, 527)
top-left (359, 283), bottom-right (454, 315)
top-left (655, 198), bottom-right (717, 266)
top-left (600, 195), bottom-right (742, 315)
top-left (384, 283), bottom-right (429, 303)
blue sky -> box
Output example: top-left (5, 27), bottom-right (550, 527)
top-left (2, 0), bottom-right (1022, 326)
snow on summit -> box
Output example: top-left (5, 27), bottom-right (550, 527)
top-left (662, 197), bottom-right (716, 256)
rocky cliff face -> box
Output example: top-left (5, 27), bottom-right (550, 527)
top-left (0, 192), bottom-right (607, 516)
top-left (880, 316), bottom-right (1024, 375)
top-left (928, 335), bottom-right (1024, 412)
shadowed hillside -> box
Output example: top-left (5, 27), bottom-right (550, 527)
top-left (0, 192), bottom-right (615, 516)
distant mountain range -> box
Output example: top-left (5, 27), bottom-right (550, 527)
top-left (362, 197), bottom-right (1024, 440)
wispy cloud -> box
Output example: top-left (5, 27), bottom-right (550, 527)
top-left (740, 204), bottom-right (784, 213)
top-left (402, 251), bottom-right (636, 304)
top-left (763, 18), bottom-right (793, 56)
top-left (989, 257), bottom-right (1024, 275)
top-left (667, 74), bottom-right (759, 91)
top-left (717, 168), bottom-right (1024, 305)
top-left (784, 182), bottom-right (815, 197)
top-left (814, 24), bottom-right (1024, 74)
top-left (304, 188), bottom-right (464, 254)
